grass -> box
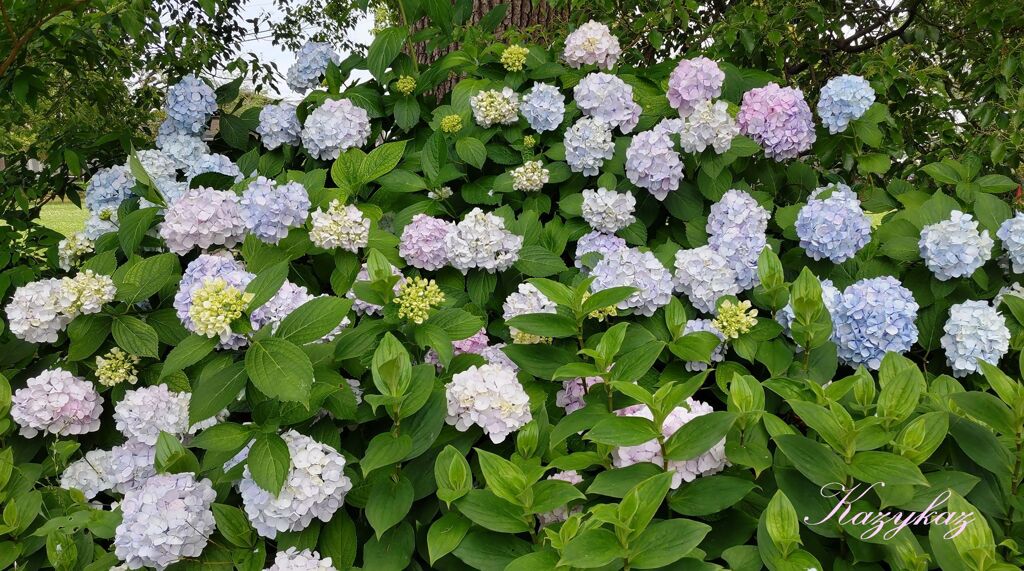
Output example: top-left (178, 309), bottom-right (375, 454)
top-left (37, 201), bottom-right (88, 237)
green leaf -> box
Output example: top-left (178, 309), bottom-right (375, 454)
top-left (921, 161), bottom-right (962, 185)
top-left (111, 315), bottom-right (159, 358)
top-left (452, 531), bottom-right (532, 571)
top-left (669, 475), bottom-right (758, 516)
top-left (513, 245), bottom-right (567, 277)
top-left (456, 137), bottom-right (487, 169)
top-left (582, 286), bottom-right (636, 315)
top-left (377, 169), bottom-right (427, 193)
top-left (219, 112), bottom-right (254, 150)
top-left (274, 296), bottom-right (351, 344)
top-left (248, 433), bottom-right (291, 496)
top-left (609, 341), bottom-right (665, 383)
top-left (161, 334), bottom-right (217, 379)
top-left (505, 313), bottom-right (577, 338)
top-left (212, 504), bottom-right (254, 548)
top-left (475, 449), bottom-right (528, 505)
top-left (118, 207), bottom-right (159, 254)
top-left (394, 97), bottom-right (420, 131)
top-left (664, 411), bottom-right (736, 460)
top-left (421, 131), bottom-right (447, 183)
top-left (361, 432), bottom-right (412, 476)
top-left (559, 528), bottom-right (624, 568)
top-left (586, 416), bottom-right (661, 446)
top-left (189, 422), bottom-right (253, 451)
top-left (765, 490), bottom-right (801, 555)
top-left (774, 434), bottom-right (847, 487)
top-left (435, 445), bottom-right (472, 505)
top-left (359, 141), bottom-right (407, 183)
top-left (668, 331), bottom-right (721, 363)
top-left (427, 512), bottom-right (471, 565)
top-left (319, 511), bottom-right (357, 569)
top-left (245, 338), bottom-right (314, 403)
top-left (113, 253), bottom-right (180, 304)
top-left (848, 451), bottom-right (928, 486)
top-left (856, 153), bottom-right (891, 175)
top-left (363, 522), bottom-right (415, 571)
top-left (367, 27), bottom-right (408, 80)
top-left (189, 361), bottom-right (247, 425)
top-left (366, 475), bottom-right (414, 538)
top-left (975, 174), bottom-right (1017, 193)
top-left (67, 314), bottom-right (111, 361)
top-left (627, 519), bottom-right (711, 569)
top-left (245, 262), bottom-right (289, 313)
top-left (587, 463), bottom-right (663, 498)
top-left (455, 490), bottom-right (531, 533)
top-left (155, 431), bottom-right (200, 474)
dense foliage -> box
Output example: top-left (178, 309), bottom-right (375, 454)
top-left (2, 3), bottom-right (1024, 571)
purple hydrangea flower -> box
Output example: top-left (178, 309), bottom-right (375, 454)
top-left (625, 128), bottom-right (684, 201)
top-left (159, 187), bottom-right (248, 255)
top-left (240, 177), bottom-right (311, 244)
top-left (575, 230), bottom-right (627, 270)
top-left (574, 72), bottom-right (642, 133)
top-left (591, 247), bottom-right (674, 316)
top-left (796, 183), bottom-right (872, 263)
top-left (919, 210), bottom-right (993, 281)
top-left (563, 20), bottom-right (621, 70)
top-left (706, 189), bottom-right (770, 290)
top-left (998, 212), bottom-right (1024, 273)
top-left (941, 300), bottom-right (1010, 377)
top-left (667, 57), bottom-right (725, 117)
top-left (399, 214), bottom-right (454, 270)
top-left (174, 254), bottom-right (254, 343)
top-left (85, 165), bottom-right (135, 215)
top-left (737, 83), bottom-right (816, 161)
top-left (186, 153), bottom-right (243, 183)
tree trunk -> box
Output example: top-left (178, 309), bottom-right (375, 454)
top-left (411, 0), bottom-right (569, 98)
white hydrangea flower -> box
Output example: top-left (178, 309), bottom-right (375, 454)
top-left (108, 440), bottom-right (157, 493)
top-left (591, 247), bottom-right (674, 317)
top-left (997, 212), bottom-right (1024, 273)
top-left (113, 384), bottom-right (222, 445)
top-left (511, 160), bottom-right (549, 192)
top-left (445, 363), bottom-right (532, 443)
top-left (159, 187), bottom-right (247, 255)
top-left (61, 449), bottom-right (117, 500)
top-left (58, 270), bottom-right (117, 316)
top-left (266, 547), bottom-right (336, 571)
top-left (4, 278), bottom-right (71, 343)
top-left (11, 369), bottom-right (103, 438)
top-left (58, 232), bottom-right (94, 271)
top-left (470, 88), bottom-right (520, 128)
top-left (920, 210), bottom-right (993, 281)
top-left (563, 20), bottom-right (621, 69)
top-left (155, 131), bottom-right (209, 169)
top-left (994, 282), bottom-right (1024, 308)
top-left (503, 283), bottom-right (557, 343)
top-left (113, 473), bottom-right (216, 570)
top-left (673, 246), bottom-right (741, 314)
top-left (612, 400), bottom-right (729, 488)
top-left (309, 200), bottom-right (370, 252)
top-left (941, 300), bottom-right (1010, 377)
top-left (677, 100), bottom-right (739, 154)
top-left (301, 98), bottom-right (371, 160)
top-left (536, 470), bottom-right (585, 527)
top-left (581, 187), bottom-right (636, 233)
top-left (238, 430), bottom-right (352, 538)
top-left (445, 208), bottom-right (524, 274)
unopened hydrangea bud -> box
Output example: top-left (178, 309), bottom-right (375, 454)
top-left (581, 187), bottom-right (636, 233)
top-left (440, 114), bottom-right (463, 133)
top-left (919, 210), bottom-right (993, 280)
top-left (470, 88), bottom-right (519, 127)
top-left (511, 160), bottom-right (549, 192)
top-left (429, 186), bottom-right (454, 200)
top-left (563, 20), bottom-right (621, 70)
top-left (501, 44), bottom-right (529, 72)
top-left (395, 75), bottom-right (417, 95)
top-left (445, 363), bottom-right (532, 443)
top-left (96, 348), bottom-right (140, 387)
top-left (188, 277), bottom-right (254, 341)
top-left (11, 369), bottom-right (103, 438)
top-left (310, 200), bottom-right (370, 252)
top-left (581, 291), bottom-right (618, 321)
top-left (817, 75), bottom-right (875, 134)
top-left (712, 299), bottom-right (758, 339)
top-left (522, 135), bottom-right (536, 148)
top-left (941, 300), bottom-right (1009, 377)
top-left (58, 232), bottom-right (94, 271)
top-left (396, 277), bottom-right (445, 324)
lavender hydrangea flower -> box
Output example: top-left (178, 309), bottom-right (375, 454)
top-left (673, 246), bottom-right (740, 314)
top-left (301, 98), bottom-right (371, 160)
top-left (286, 41), bottom-right (341, 94)
top-left (251, 281), bottom-right (349, 339)
top-left (159, 187), bottom-right (247, 254)
top-left (163, 74), bottom-right (217, 134)
top-left (574, 72), bottom-right (642, 133)
top-left (581, 187), bottom-right (636, 233)
top-left (11, 369), bottom-right (103, 438)
top-left (257, 103), bottom-right (303, 150)
top-left (832, 276), bottom-right (919, 369)
top-left (555, 377), bottom-right (603, 414)
top-left (737, 83), bottom-right (816, 161)
top-left (108, 440), bottom-right (157, 493)
top-left (575, 231), bottom-right (627, 270)
top-left (399, 214), bottom-right (454, 270)
top-left (186, 153), bottom-right (243, 183)
top-left (174, 254), bottom-right (254, 342)
top-left (424, 328), bottom-right (491, 367)
top-left (113, 384), bottom-right (220, 445)
top-left (85, 165), bottom-right (135, 215)
top-left (997, 212), bottom-right (1024, 273)
top-left (60, 449), bottom-right (116, 500)
top-left (677, 100), bottom-right (739, 154)
top-left (445, 208), bottom-right (523, 273)
top-left (563, 20), bottom-right (621, 70)
top-left (240, 177), bottom-right (311, 244)
top-left (114, 473), bottom-right (216, 569)
top-left (445, 363), bottom-right (532, 443)
top-left (520, 83), bottom-right (566, 132)
top-left (919, 210), bottom-right (993, 280)
top-left (591, 247), bottom-right (674, 316)
top-left (681, 319), bottom-right (727, 371)
top-left (817, 75), bottom-right (875, 134)
top-left (4, 278), bottom-right (71, 343)
top-left (612, 399), bottom-right (729, 488)
top-left (667, 57), bottom-right (725, 117)
top-left (625, 128), bottom-right (683, 200)
top-left (796, 183), bottom-right (872, 263)
top-left (564, 117), bottom-right (615, 176)
top-left (267, 547), bottom-right (336, 571)
top-left (155, 130), bottom-right (209, 169)
top-left (706, 189), bottom-right (770, 290)
top-left (941, 300), bottom-right (1010, 377)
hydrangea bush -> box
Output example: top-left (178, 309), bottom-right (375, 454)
top-left (1, 10), bottom-right (1023, 571)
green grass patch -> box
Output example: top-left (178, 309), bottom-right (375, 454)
top-left (37, 202), bottom-right (88, 237)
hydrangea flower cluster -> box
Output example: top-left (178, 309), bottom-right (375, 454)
top-left (286, 41), bottom-right (341, 93)
top-left (310, 200), bottom-right (370, 252)
top-left (85, 165), bottom-right (134, 215)
top-left (796, 183), bottom-right (872, 263)
top-left (995, 282), bottom-right (1024, 308)
top-left (612, 400), bottom-right (729, 489)
top-left (57, 232), bottom-right (93, 270)
top-left (11, 369), bottom-right (103, 438)
top-left (673, 246), bottom-right (740, 314)
top-left (186, 152), bottom-right (242, 182)
top-left (108, 440), bottom-right (157, 493)
top-left (511, 160), bottom-right (549, 192)
top-left (188, 277), bottom-right (254, 341)
top-left (440, 114), bottom-right (463, 133)
top-left (159, 187), bottom-right (247, 254)
top-left (347, 263), bottom-right (405, 316)
top-left (919, 210), bottom-right (993, 280)
top-left (940, 300), bottom-right (1010, 377)
top-left (163, 74), bottom-right (217, 134)
top-left (96, 348), bottom-right (140, 387)
top-left (581, 187), bottom-right (636, 233)
top-left (520, 83), bottom-right (565, 132)
top-left (60, 449), bottom-right (115, 500)
top-left (563, 20), bottom-right (620, 69)
top-left (677, 100), bottom-right (740, 154)
top-left (257, 103), bottom-right (303, 150)
top-left (817, 75), bottom-right (875, 134)
top-left (267, 547), bottom-right (336, 571)
top-left (470, 88), bottom-right (520, 127)
top-left (501, 44), bottom-right (529, 72)
top-left (444, 363), bottom-right (532, 444)
top-left (575, 230), bottom-right (627, 269)
top-left (997, 213), bottom-right (1024, 273)
top-left (625, 127), bottom-right (684, 200)
top-left (536, 470), bottom-right (585, 527)
top-left (564, 117), bottom-right (615, 176)
top-left (174, 254), bottom-right (254, 341)
top-left (301, 98), bottom-right (371, 160)
top-left (113, 473), bottom-right (216, 570)
top-left (712, 300), bottom-right (758, 339)
top-left (240, 177), bottom-right (311, 243)
top-left (555, 377), bottom-right (603, 414)
top-left (5, 272), bottom-right (115, 343)
top-left (114, 384), bottom-right (217, 445)
top-left (591, 247), bottom-right (674, 316)
top-left (574, 72), bottom-right (642, 133)
top-left (238, 430), bottom-right (352, 538)
top-left (832, 276), bottom-right (919, 369)
top-left (134, 149), bottom-right (179, 182)
top-left (503, 283), bottom-right (557, 344)
top-left (445, 208), bottom-right (523, 273)
top-left (399, 214), bottom-right (454, 270)
top-left (682, 319), bottom-right (727, 371)
top-left (424, 328), bottom-right (491, 367)
top-left (59, 270), bottom-right (117, 315)
top-left (396, 277), bottom-right (445, 324)
top-left (394, 75), bottom-right (417, 95)
top-left (737, 83), bottom-right (816, 161)
top-left (667, 57), bottom-right (725, 117)
top-left (707, 189), bottom-right (770, 290)
top-left (155, 131), bottom-right (209, 169)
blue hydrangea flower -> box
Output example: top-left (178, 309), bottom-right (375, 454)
top-left (832, 276), bottom-right (919, 369)
top-left (997, 212), bottom-right (1024, 273)
top-left (163, 75), bottom-right (217, 135)
top-left (575, 231), bottom-right (627, 270)
top-left (941, 300), bottom-right (1009, 377)
top-left (240, 178), bottom-right (311, 244)
top-left (590, 247), bottom-right (674, 317)
top-left (85, 165), bottom-right (135, 215)
top-left (706, 189), bottom-right (770, 291)
top-left (133, 150), bottom-right (178, 183)
top-left (520, 83), bottom-right (565, 132)
top-left (796, 183), bottom-right (872, 263)
top-left (256, 103), bottom-right (302, 150)
top-left (919, 210), bottom-right (993, 281)
top-left (565, 117), bottom-right (614, 176)
top-left (625, 128), bottom-right (684, 201)
top-left (155, 128), bottom-right (209, 169)
top-left (573, 72), bottom-right (642, 133)
top-left (286, 41), bottom-right (341, 94)
top-left (300, 98), bottom-right (371, 160)
top-left (817, 75), bottom-right (875, 134)
top-left (186, 153), bottom-right (243, 183)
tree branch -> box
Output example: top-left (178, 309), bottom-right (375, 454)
top-left (0, 0), bottom-right (92, 78)
top-left (0, 1), bottom-right (16, 38)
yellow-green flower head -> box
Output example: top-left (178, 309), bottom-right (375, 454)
top-left (522, 135), bottom-right (536, 149)
top-left (501, 44), bottom-right (530, 72)
top-left (712, 299), bottom-right (758, 339)
top-left (188, 277), bottom-right (254, 340)
top-left (395, 75), bottom-right (417, 96)
top-left (396, 276), bottom-right (446, 324)
top-left (511, 331), bottom-right (552, 345)
top-left (440, 114), bottom-right (463, 134)
top-left (581, 291), bottom-right (617, 321)
top-left (95, 347), bottom-right (140, 387)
